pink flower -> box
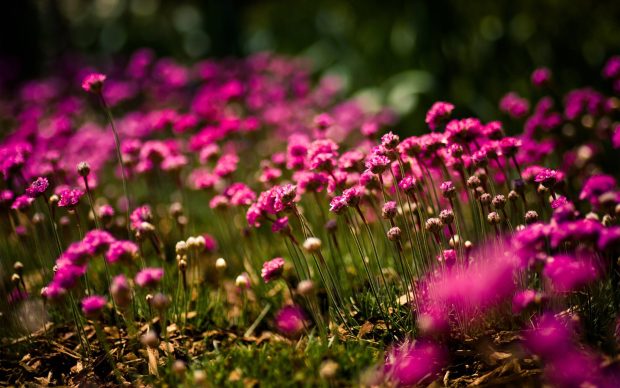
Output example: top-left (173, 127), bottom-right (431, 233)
top-left (512, 290), bottom-right (538, 314)
top-left (261, 257), bottom-right (285, 283)
top-left (81, 295), bottom-right (107, 318)
top-left (11, 195), bottom-right (34, 211)
top-left (83, 230), bottom-right (115, 255)
top-left (275, 305), bottom-right (306, 336)
top-left (58, 188), bottom-right (84, 208)
top-left (110, 274), bottom-right (132, 308)
top-left (25, 177), bottom-right (49, 198)
top-left (81, 73), bottom-right (106, 93)
top-left (499, 92), bottom-right (530, 118)
top-left (425, 101), bottom-right (454, 130)
top-left (135, 267), bottom-right (164, 288)
top-left (365, 154), bottom-right (390, 174)
top-left (106, 240), bottom-right (139, 263)
top-left (385, 342), bottom-right (446, 386)
top-left (531, 67), bottom-right (552, 87)
top-left (543, 254), bottom-right (598, 292)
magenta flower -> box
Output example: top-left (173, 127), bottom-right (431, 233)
top-left (58, 188), bottom-right (84, 208)
top-left (425, 101), bottom-right (454, 130)
top-left (499, 92), bottom-right (530, 118)
top-left (105, 240), bottom-right (139, 263)
top-left (83, 230), bottom-right (116, 255)
top-left (81, 73), bottom-right (106, 93)
top-left (130, 205), bottom-right (153, 231)
top-left (271, 217), bottom-right (289, 233)
top-left (365, 154), bottom-right (390, 174)
top-left (261, 257), bottom-right (285, 283)
top-left (275, 305), bottom-right (306, 336)
top-left (534, 168), bottom-right (559, 188)
top-left (531, 67), bottom-right (552, 87)
top-left (543, 254), bottom-right (598, 292)
top-left (81, 295), bottom-right (107, 318)
top-left (11, 195), bottom-right (34, 211)
top-left (135, 267), bottom-right (164, 288)
top-left (385, 342), bottom-right (446, 386)
top-left (25, 177), bottom-right (49, 198)
top-left (512, 289), bottom-right (538, 314)
top-left (603, 55), bottom-right (620, 79)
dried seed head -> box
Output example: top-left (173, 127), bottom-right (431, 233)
top-left (177, 215), bottom-right (188, 226)
top-left (425, 217), bottom-right (444, 234)
top-left (585, 212), bottom-right (599, 221)
top-left (602, 214), bottom-right (613, 227)
top-left (11, 273), bottom-right (21, 285)
top-left (464, 240), bottom-right (473, 251)
top-left (297, 280), bottom-right (315, 296)
top-left (475, 168), bottom-right (488, 183)
top-left (215, 257), bottom-right (227, 271)
top-left (449, 234), bottom-right (461, 248)
top-left (439, 209), bottom-right (454, 224)
top-left (303, 237), bottom-right (322, 252)
top-left (487, 211), bottom-right (501, 225)
top-left (480, 193), bottom-right (492, 206)
top-left (525, 210), bottom-right (539, 224)
top-left (77, 161), bottom-right (91, 177)
top-left (616, 203), bottom-right (620, 217)
top-left (492, 194), bottom-right (506, 209)
top-left (466, 176), bottom-right (481, 189)
top-left (178, 259), bottom-right (188, 272)
top-left (145, 294), bottom-right (153, 304)
top-left (387, 226), bottom-right (402, 241)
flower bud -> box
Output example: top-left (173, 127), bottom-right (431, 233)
top-left (215, 257), bottom-right (227, 271)
top-left (297, 280), bottom-right (315, 296)
top-left (77, 161), bottom-right (90, 177)
top-left (466, 176), bottom-right (481, 189)
top-left (13, 261), bottom-right (24, 275)
top-left (49, 194), bottom-right (59, 206)
top-left (508, 190), bottom-right (519, 202)
top-left (319, 360), bottom-right (339, 379)
top-left (487, 211), bottom-right (501, 225)
top-left (141, 330), bottom-right (159, 348)
top-left (381, 201), bottom-right (397, 219)
top-left (303, 237), bottom-right (322, 252)
top-left (387, 226), bottom-right (402, 241)
top-left (235, 273), bottom-right (250, 289)
top-left (525, 210), bottom-right (539, 224)
top-left (195, 235), bottom-right (206, 249)
top-left (325, 219), bottom-right (338, 232)
top-left (178, 259), bottom-right (188, 272)
top-left (150, 292), bottom-right (171, 312)
top-left (169, 202), bottom-right (183, 217)
top-left (439, 209), bottom-right (454, 224)
top-left (425, 217), bottom-right (443, 234)
top-left (186, 237), bottom-right (197, 249)
top-left (176, 241), bottom-right (188, 255)
top-left (172, 360), bottom-right (187, 376)
top-left (11, 273), bottom-right (21, 285)
top-left (492, 194), bottom-right (506, 209)
top-left (480, 193), bottom-right (492, 206)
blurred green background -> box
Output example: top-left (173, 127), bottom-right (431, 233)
top-left (2, 0), bottom-right (620, 126)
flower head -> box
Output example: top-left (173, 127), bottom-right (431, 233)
top-left (275, 305), bottom-right (306, 336)
top-left (25, 177), bottom-right (49, 198)
top-left (135, 267), bottom-right (164, 288)
top-left (81, 295), bottom-right (107, 318)
top-left (261, 257), bottom-right (285, 283)
top-left (82, 73), bottom-right (106, 93)
top-left (58, 188), bottom-right (84, 208)
top-left (425, 102), bottom-right (455, 130)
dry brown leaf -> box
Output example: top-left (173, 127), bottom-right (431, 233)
top-left (229, 368), bottom-right (242, 382)
top-left (358, 322), bottom-right (374, 339)
top-left (146, 347), bottom-right (159, 376)
top-left (159, 341), bottom-right (174, 355)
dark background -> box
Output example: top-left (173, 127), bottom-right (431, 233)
top-left (1, 0), bottom-right (619, 126)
